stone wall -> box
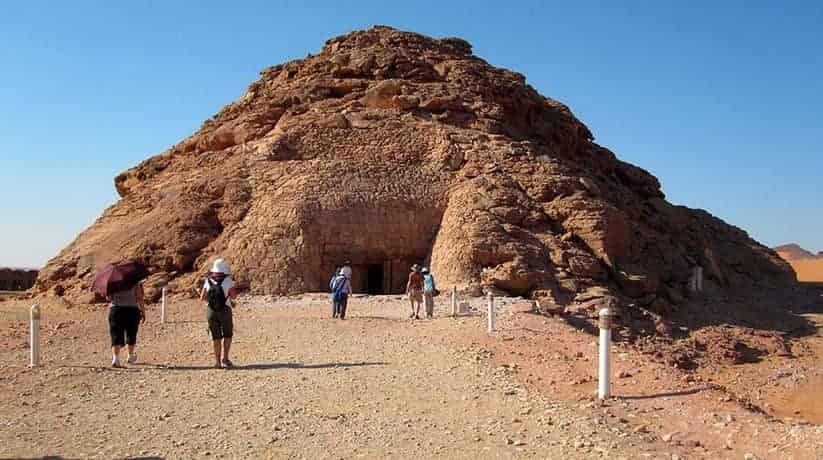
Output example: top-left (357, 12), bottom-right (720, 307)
top-left (309, 204), bottom-right (444, 294)
top-left (0, 268), bottom-right (38, 291)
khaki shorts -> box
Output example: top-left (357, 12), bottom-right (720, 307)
top-left (408, 289), bottom-right (423, 303)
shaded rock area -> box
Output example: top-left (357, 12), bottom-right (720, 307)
top-left (0, 268), bottom-right (38, 291)
top-left (36, 26), bottom-right (795, 313)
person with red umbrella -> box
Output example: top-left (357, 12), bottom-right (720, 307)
top-left (93, 261), bottom-right (149, 368)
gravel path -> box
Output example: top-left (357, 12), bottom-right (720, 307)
top-left (0, 294), bottom-right (686, 459)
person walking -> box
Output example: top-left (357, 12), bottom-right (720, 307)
top-left (108, 282), bottom-right (146, 367)
top-left (330, 270), bottom-right (352, 320)
top-left (329, 266), bottom-right (341, 318)
top-left (406, 264), bottom-right (424, 320)
top-left (422, 267), bottom-right (438, 319)
top-left (199, 258), bottom-right (238, 368)
top-left (340, 260), bottom-right (353, 280)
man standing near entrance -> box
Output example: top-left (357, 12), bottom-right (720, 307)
top-left (340, 260), bottom-right (353, 279)
top-left (406, 264), bottom-right (424, 320)
top-left (331, 270), bottom-right (352, 320)
top-left (422, 267), bottom-right (438, 318)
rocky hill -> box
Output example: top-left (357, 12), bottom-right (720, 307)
top-left (35, 26), bottom-right (795, 312)
top-left (775, 243), bottom-right (821, 261)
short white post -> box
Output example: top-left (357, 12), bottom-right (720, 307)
top-left (486, 292), bottom-right (494, 333)
top-left (598, 307), bottom-right (612, 399)
top-left (160, 287), bottom-right (166, 324)
top-left (451, 287), bottom-right (457, 317)
top-left (689, 267), bottom-right (698, 294)
top-left (29, 305), bottom-right (40, 368)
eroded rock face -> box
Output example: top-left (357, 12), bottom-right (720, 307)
top-left (35, 26), bottom-right (795, 304)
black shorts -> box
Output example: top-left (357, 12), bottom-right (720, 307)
top-left (109, 306), bottom-right (141, 347)
top-left (207, 307), bottom-right (233, 340)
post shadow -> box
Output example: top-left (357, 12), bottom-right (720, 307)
top-left (617, 386), bottom-right (711, 400)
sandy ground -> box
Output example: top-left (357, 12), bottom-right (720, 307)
top-left (1, 292), bottom-right (822, 459)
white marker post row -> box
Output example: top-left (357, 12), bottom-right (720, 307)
top-left (29, 305), bottom-right (40, 368)
top-left (598, 307), bottom-right (612, 399)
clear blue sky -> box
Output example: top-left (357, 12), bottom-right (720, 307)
top-left (1, 1), bottom-right (821, 268)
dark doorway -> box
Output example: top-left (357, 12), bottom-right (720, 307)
top-left (366, 264), bottom-right (384, 294)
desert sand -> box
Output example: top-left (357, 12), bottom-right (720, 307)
top-left (786, 259), bottom-right (823, 283)
top-left (775, 244), bottom-right (823, 282)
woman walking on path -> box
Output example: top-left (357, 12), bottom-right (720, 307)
top-left (200, 258), bottom-right (238, 368)
top-left (407, 264), bottom-right (424, 320)
top-left (422, 267), bottom-right (438, 319)
top-left (108, 282), bottom-right (146, 368)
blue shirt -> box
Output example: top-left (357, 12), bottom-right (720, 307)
top-left (331, 274), bottom-right (352, 296)
top-left (423, 274), bottom-right (436, 293)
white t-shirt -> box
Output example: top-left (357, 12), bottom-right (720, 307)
top-left (340, 265), bottom-right (352, 278)
top-left (203, 276), bottom-right (235, 307)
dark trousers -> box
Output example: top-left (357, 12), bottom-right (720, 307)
top-left (109, 306), bottom-right (141, 347)
top-left (333, 294), bottom-right (349, 319)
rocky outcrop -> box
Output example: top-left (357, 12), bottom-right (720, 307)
top-left (35, 26), bottom-right (795, 307)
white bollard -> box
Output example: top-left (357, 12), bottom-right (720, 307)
top-left (29, 305), bottom-right (40, 368)
top-left (451, 287), bottom-right (457, 317)
top-left (689, 267), bottom-right (697, 294)
top-left (689, 266), bottom-right (704, 294)
top-left (598, 307), bottom-right (612, 399)
top-left (487, 292), bottom-right (494, 333)
top-left (160, 287), bottom-right (166, 324)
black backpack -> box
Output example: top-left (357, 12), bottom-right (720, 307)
top-left (206, 277), bottom-right (228, 311)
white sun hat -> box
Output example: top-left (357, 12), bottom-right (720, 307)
top-left (210, 258), bottom-right (231, 274)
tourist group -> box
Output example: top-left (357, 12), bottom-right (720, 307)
top-left (96, 258), bottom-right (438, 369)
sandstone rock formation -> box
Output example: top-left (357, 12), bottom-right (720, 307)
top-left (35, 26), bottom-right (795, 308)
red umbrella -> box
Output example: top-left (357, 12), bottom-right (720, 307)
top-left (92, 261), bottom-right (149, 297)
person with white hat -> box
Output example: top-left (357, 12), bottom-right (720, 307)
top-left (199, 258), bottom-right (238, 368)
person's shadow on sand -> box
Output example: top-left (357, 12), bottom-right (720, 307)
top-left (153, 361), bottom-right (388, 371)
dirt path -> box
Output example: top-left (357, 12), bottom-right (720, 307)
top-left (0, 294), bottom-right (821, 459)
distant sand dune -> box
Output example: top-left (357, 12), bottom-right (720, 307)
top-left (775, 243), bottom-right (818, 260)
top-left (774, 243), bottom-right (823, 282)
top-left (787, 258), bottom-right (823, 283)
